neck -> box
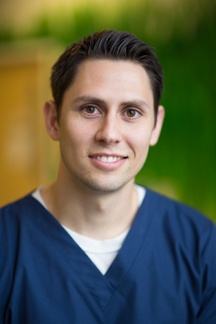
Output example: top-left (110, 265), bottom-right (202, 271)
top-left (41, 168), bottom-right (138, 240)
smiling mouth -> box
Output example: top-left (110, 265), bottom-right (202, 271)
top-left (89, 155), bottom-right (127, 163)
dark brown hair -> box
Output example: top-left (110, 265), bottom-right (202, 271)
top-left (51, 30), bottom-right (164, 117)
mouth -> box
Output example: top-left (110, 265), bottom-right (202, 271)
top-left (89, 154), bottom-right (127, 163)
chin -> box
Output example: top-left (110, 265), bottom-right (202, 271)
top-left (82, 178), bottom-right (130, 194)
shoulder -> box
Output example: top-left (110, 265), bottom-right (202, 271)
top-left (0, 192), bottom-right (61, 243)
top-left (0, 192), bottom-right (53, 246)
top-left (143, 188), bottom-right (216, 255)
top-left (145, 187), bottom-right (214, 228)
top-left (142, 188), bottom-right (216, 321)
top-left (0, 193), bottom-right (38, 224)
top-left (142, 186), bottom-right (216, 268)
top-left (0, 193), bottom-right (39, 249)
top-left (0, 193), bottom-right (51, 319)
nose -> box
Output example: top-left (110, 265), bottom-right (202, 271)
top-left (95, 114), bottom-right (122, 144)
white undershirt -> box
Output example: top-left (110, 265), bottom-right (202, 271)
top-left (32, 185), bottom-right (145, 275)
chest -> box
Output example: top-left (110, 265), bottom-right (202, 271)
top-left (6, 227), bottom-right (200, 324)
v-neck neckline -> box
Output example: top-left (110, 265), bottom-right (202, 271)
top-left (28, 188), bottom-right (156, 309)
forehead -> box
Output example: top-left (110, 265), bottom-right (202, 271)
top-left (64, 59), bottom-right (154, 107)
top-left (74, 58), bottom-right (150, 84)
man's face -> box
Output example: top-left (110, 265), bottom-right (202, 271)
top-left (46, 59), bottom-right (164, 194)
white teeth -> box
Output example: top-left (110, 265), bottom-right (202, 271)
top-left (96, 156), bottom-right (122, 163)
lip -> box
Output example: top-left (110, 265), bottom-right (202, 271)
top-left (89, 153), bottom-right (127, 170)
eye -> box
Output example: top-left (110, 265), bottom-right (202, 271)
top-left (81, 105), bottom-right (102, 118)
top-left (83, 105), bottom-right (98, 114)
top-left (124, 109), bottom-right (141, 119)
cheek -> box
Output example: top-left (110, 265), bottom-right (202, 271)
top-left (134, 138), bottom-right (151, 172)
top-left (62, 122), bottom-right (94, 151)
top-left (136, 142), bottom-right (150, 162)
top-left (128, 129), bottom-right (153, 154)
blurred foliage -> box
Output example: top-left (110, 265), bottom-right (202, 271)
top-left (0, 0), bottom-right (215, 220)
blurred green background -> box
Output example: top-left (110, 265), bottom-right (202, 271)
top-left (0, 0), bottom-right (215, 220)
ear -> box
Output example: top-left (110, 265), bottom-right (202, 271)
top-left (149, 105), bottom-right (165, 146)
top-left (43, 100), bottom-right (60, 141)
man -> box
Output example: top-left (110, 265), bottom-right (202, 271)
top-left (0, 30), bottom-right (216, 323)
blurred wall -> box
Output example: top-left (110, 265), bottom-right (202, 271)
top-left (0, 40), bottom-right (61, 206)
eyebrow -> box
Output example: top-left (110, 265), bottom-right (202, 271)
top-left (73, 95), bottom-right (151, 110)
top-left (73, 96), bottom-right (106, 106)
